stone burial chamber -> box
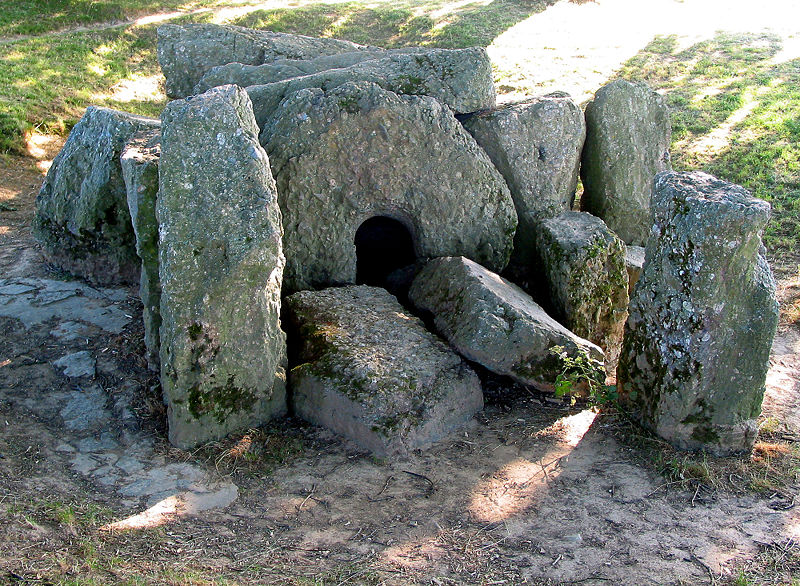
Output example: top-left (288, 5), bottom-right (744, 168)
top-left (32, 23), bottom-right (778, 457)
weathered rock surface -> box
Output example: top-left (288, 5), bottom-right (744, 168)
top-left (247, 47), bottom-right (496, 126)
top-left (285, 286), bottom-right (483, 456)
top-left (533, 211), bottom-right (629, 371)
top-left (625, 245), bottom-right (645, 295)
top-left (261, 82), bottom-right (516, 293)
top-left (158, 23), bottom-right (369, 98)
top-left (409, 256), bottom-right (604, 391)
top-left (158, 85), bottom-right (287, 449)
top-left (462, 94), bottom-right (585, 266)
top-left (33, 107), bottom-right (160, 285)
top-left (618, 171), bottom-right (778, 455)
top-left (580, 80), bottom-right (672, 245)
top-left (121, 129), bottom-right (161, 370)
top-left (195, 47), bottom-right (425, 93)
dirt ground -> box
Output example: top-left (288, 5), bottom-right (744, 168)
top-left (2, 2), bottom-right (800, 584)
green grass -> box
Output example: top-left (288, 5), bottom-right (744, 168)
top-left (0, 0), bottom-right (552, 156)
top-left (0, 0), bottom-right (222, 37)
top-left (617, 32), bottom-right (800, 263)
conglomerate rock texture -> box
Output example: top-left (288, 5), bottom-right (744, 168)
top-left (261, 81), bottom-right (516, 293)
top-left (409, 256), bottom-right (604, 392)
top-left (285, 286), bottom-right (484, 456)
top-left (158, 85), bottom-right (287, 449)
top-left (580, 80), bottom-right (672, 245)
top-left (618, 171), bottom-right (778, 455)
top-left (33, 107), bottom-right (160, 285)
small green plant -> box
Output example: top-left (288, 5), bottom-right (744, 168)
top-left (549, 345), bottom-right (616, 406)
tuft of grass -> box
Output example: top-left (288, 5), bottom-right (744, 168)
top-left (617, 32), bottom-right (800, 263)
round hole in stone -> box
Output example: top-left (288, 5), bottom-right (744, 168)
top-left (354, 216), bottom-right (416, 289)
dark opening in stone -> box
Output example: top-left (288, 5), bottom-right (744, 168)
top-left (355, 216), bottom-right (416, 290)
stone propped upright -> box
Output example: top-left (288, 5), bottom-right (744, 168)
top-left (158, 85), bottom-right (287, 449)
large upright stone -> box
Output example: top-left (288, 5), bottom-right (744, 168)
top-left (121, 129), bottom-right (161, 370)
top-left (618, 171), bottom-right (778, 455)
top-left (158, 23), bottom-right (369, 98)
top-left (409, 257), bottom-right (604, 392)
top-left (246, 47), bottom-right (496, 127)
top-left (580, 80), bottom-right (672, 245)
top-left (286, 286), bottom-right (483, 456)
top-left (533, 211), bottom-right (628, 371)
top-left (33, 107), bottom-right (160, 285)
top-left (195, 48), bottom-right (425, 93)
top-left (158, 85), bottom-right (287, 449)
top-left (462, 94), bottom-right (585, 266)
top-left (261, 81), bottom-right (516, 293)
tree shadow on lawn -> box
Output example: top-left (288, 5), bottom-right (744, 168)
top-left (615, 32), bottom-right (800, 264)
top-left (229, 0), bottom-right (558, 49)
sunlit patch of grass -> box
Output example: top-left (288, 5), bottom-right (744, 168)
top-left (0, 24), bottom-right (166, 153)
top-left (618, 32), bottom-right (800, 263)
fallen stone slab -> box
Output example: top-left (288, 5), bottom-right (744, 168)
top-left (409, 256), bottom-right (604, 391)
top-left (285, 286), bottom-right (484, 456)
top-left (158, 23), bottom-right (371, 98)
top-left (618, 171), bottom-right (778, 455)
top-left (33, 107), bottom-right (160, 285)
top-left (247, 47), bottom-right (496, 127)
top-left (462, 94), bottom-right (585, 267)
top-left (158, 85), bottom-right (287, 449)
top-left (580, 80), bottom-right (672, 245)
top-left (261, 81), bottom-right (515, 293)
top-left (121, 129), bottom-right (161, 370)
top-left (195, 47), bottom-right (425, 93)
top-left (533, 211), bottom-right (628, 371)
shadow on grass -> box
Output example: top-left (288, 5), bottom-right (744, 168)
top-left (229, 0), bottom-right (557, 49)
top-left (616, 32), bottom-right (800, 262)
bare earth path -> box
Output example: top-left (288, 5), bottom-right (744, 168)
top-left (1, 1), bottom-right (799, 584)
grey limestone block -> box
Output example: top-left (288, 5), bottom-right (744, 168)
top-left (618, 171), bottom-right (778, 455)
top-left (246, 47), bottom-right (496, 126)
top-left (121, 129), bottom-right (161, 371)
top-left (533, 211), bottom-right (629, 371)
top-left (158, 85), bottom-right (287, 449)
top-left (194, 47), bottom-right (427, 93)
top-left (285, 286), bottom-right (484, 456)
top-left (409, 256), bottom-right (605, 392)
top-left (462, 94), bottom-right (585, 267)
top-left (261, 81), bottom-right (516, 294)
top-left (580, 80), bottom-right (672, 245)
top-left (157, 23), bottom-right (371, 98)
top-left (33, 106), bottom-right (160, 285)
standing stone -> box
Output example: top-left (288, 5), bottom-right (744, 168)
top-left (195, 48), bottom-right (426, 93)
top-left (624, 245), bottom-right (645, 296)
top-left (534, 211), bottom-right (629, 370)
top-left (158, 85), bottom-right (286, 449)
top-left (157, 23), bottom-right (371, 98)
top-left (462, 94), bottom-right (585, 267)
top-left (618, 171), bottom-right (778, 455)
top-left (409, 256), bottom-right (604, 392)
top-left (580, 80), bottom-right (672, 245)
top-left (285, 286), bottom-right (483, 456)
top-left (33, 107), bottom-right (160, 285)
top-left (261, 81), bottom-right (516, 293)
top-left (121, 129), bottom-right (161, 370)
top-left (246, 47), bottom-right (496, 127)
